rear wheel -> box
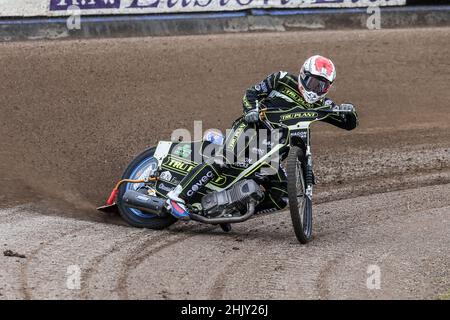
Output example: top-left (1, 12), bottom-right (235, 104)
top-left (286, 146), bottom-right (313, 244)
top-left (117, 147), bottom-right (176, 229)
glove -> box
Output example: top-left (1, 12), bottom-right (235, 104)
top-left (337, 103), bottom-right (355, 113)
top-left (244, 110), bottom-right (260, 124)
top-left (323, 98), bottom-right (335, 108)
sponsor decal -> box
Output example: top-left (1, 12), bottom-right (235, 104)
top-left (50, 0), bottom-right (120, 10)
top-left (227, 122), bottom-right (247, 150)
top-left (48, 0), bottom-right (406, 13)
top-left (291, 130), bottom-right (307, 139)
top-left (136, 194), bottom-right (150, 201)
top-left (279, 87), bottom-right (303, 104)
top-left (164, 158), bottom-right (195, 174)
top-left (233, 158), bottom-right (252, 168)
top-left (234, 162), bottom-right (247, 169)
top-left (211, 175), bottom-right (227, 186)
top-left (280, 112), bottom-right (318, 121)
top-left (158, 183), bottom-right (174, 193)
top-left (173, 144), bottom-right (192, 159)
top-left (186, 171), bottom-right (214, 197)
top-left (159, 170), bottom-right (173, 182)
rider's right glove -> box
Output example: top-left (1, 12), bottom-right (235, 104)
top-left (244, 110), bottom-right (260, 124)
top-left (337, 103), bottom-right (356, 113)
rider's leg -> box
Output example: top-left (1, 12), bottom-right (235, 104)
top-left (166, 156), bottom-right (223, 219)
top-left (166, 118), bottom-right (256, 219)
top-left (255, 167), bottom-right (288, 214)
top-left (178, 158), bottom-right (221, 201)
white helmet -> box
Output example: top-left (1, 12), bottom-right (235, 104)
top-left (298, 55), bottom-right (336, 104)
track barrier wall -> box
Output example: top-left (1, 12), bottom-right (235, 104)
top-left (0, 1), bottom-right (449, 40)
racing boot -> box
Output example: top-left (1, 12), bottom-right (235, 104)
top-left (165, 186), bottom-right (190, 221)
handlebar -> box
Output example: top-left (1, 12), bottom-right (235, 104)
top-left (257, 103), bottom-right (355, 130)
top-left (259, 106), bottom-right (353, 120)
top-left (256, 100), bottom-right (354, 116)
top-left (319, 106), bottom-right (354, 114)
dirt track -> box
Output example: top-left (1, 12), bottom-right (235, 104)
top-left (0, 27), bottom-right (449, 299)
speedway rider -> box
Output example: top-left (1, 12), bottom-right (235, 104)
top-left (166, 55), bottom-right (359, 220)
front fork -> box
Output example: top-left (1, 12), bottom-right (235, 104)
top-left (304, 146), bottom-right (314, 200)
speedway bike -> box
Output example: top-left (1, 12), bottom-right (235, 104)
top-left (99, 104), bottom-right (352, 243)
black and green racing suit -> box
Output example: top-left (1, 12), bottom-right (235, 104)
top-left (177, 71), bottom-right (358, 213)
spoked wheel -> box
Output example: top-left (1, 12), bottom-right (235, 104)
top-left (286, 146), bottom-right (313, 244)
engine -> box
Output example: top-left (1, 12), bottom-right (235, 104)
top-left (201, 180), bottom-right (264, 218)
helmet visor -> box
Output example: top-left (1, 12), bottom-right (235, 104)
top-left (301, 73), bottom-right (331, 96)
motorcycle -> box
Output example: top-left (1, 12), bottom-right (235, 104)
top-left (98, 104), bottom-right (352, 244)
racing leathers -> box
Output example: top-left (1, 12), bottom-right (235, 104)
top-left (172, 71), bottom-right (358, 215)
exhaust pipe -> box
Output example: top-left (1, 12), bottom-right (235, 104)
top-left (123, 189), bottom-right (256, 224)
top-left (122, 190), bottom-right (167, 216)
top-left (189, 202), bottom-right (256, 225)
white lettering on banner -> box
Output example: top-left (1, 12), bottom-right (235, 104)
top-left (1, 0), bottom-right (406, 17)
top-left (66, 5), bottom-right (81, 30)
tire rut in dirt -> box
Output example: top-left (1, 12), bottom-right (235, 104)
top-left (208, 215), bottom-right (295, 299)
top-left (80, 229), bottom-right (150, 299)
top-left (115, 224), bottom-right (217, 299)
top-left (20, 225), bottom-right (94, 299)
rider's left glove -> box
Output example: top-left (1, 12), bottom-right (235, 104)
top-left (244, 110), bottom-right (260, 124)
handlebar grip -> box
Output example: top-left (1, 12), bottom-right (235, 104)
top-left (332, 107), bottom-right (354, 113)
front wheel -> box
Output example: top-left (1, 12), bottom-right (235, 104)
top-left (286, 146), bottom-right (313, 244)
